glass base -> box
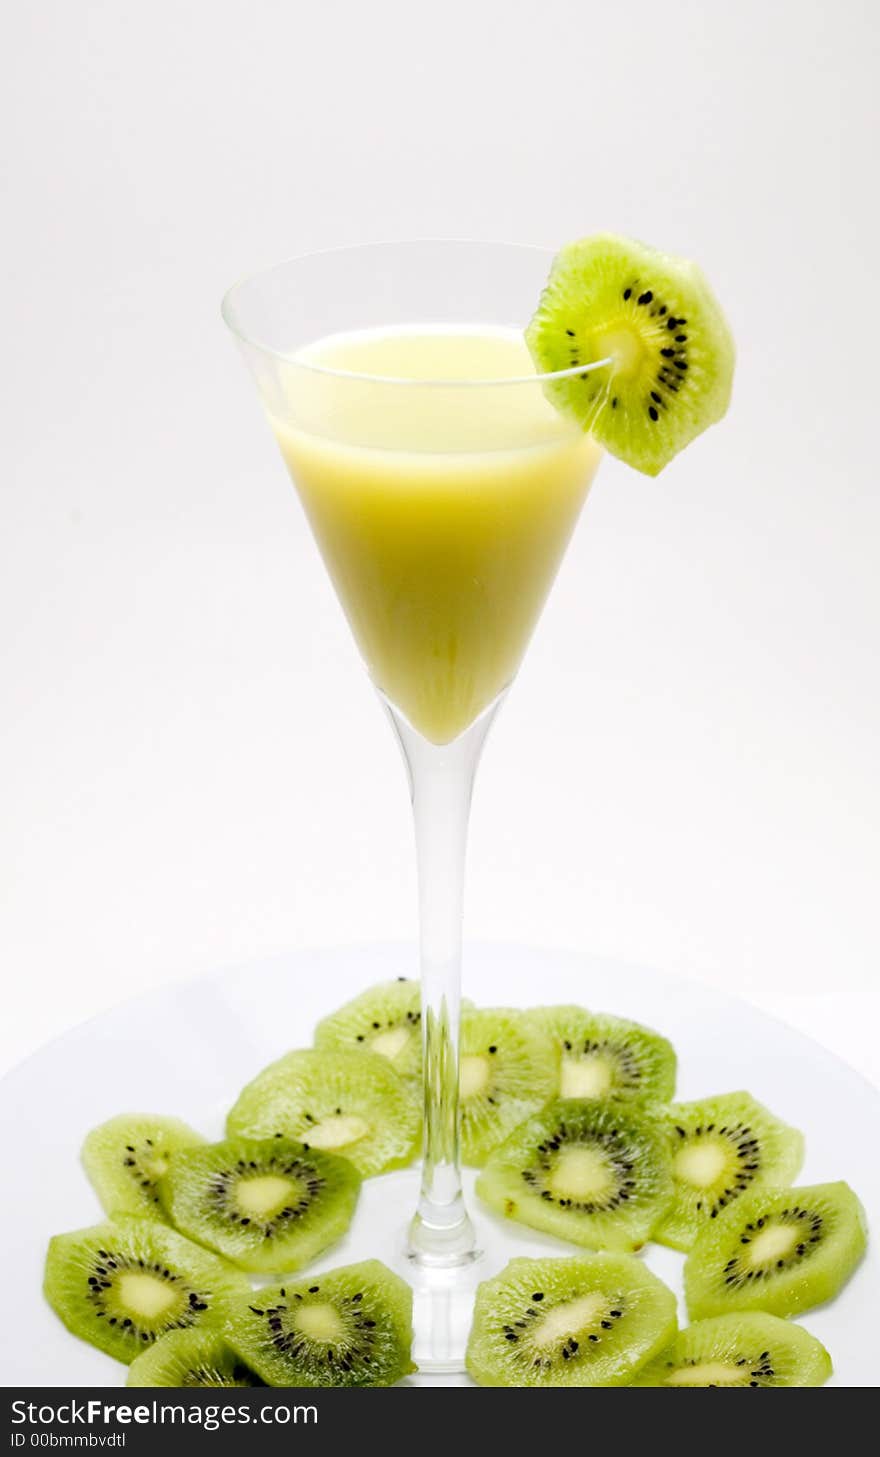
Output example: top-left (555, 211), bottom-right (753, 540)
top-left (342, 1165), bottom-right (554, 1375)
top-left (402, 1248), bottom-right (487, 1373)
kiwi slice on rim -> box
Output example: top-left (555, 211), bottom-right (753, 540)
top-left (458, 1008), bottom-right (558, 1166)
top-left (81, 1114), bottom-right (206, 1221)
top-left (685, 1181), bottom-right (868, 1320)
top-left (226, 1047), bottom-right (420, 1177)
top-left (632, 1312), bottom-right (832, 1387)
top-left (158, 1136), bottom-right (360, 1274)
top-left (227, 1259), bottom-right (416, 1387)
top-left (44, 1217), bottom-right (248, 1364)
top-left (465, 1254), bottom-right (677, 1387)
top-left (127, 1327), bottom-right (264, 1387)
top-left (314, 978), bottom-right (423, 1080)
top-left (476, 1098), bottom-right (673, 1250)
top-left (526, 1005), bottom-right (676, 1104)
top-left (654, 1091), bottom-right (804, 1252)
top-left (526, 234), bottom-right (735, 475)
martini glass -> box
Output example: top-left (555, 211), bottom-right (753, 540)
top-left (222, 242), bottom-right (606, 1370)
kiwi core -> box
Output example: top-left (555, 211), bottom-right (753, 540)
top-left (117, 1272), bottom-right (179, 1320)
top-left (548, 1147), bottom-right (615, 1202)
top-left (674, 1140), bottom-right (730, 1189)
top-left (665, 1360), bottom-right (747, 1387)
top-left (560, 1055), bottom-right (613, 1099)
top-left (593, 325), bottom-right (645, 377)
top-left (746, 1223), bottom-right (799, 1267)
top-left (294, 1303), bottom-right (346, 1343)
top-left (533, 1294), bottom-right (607, 1349)
top-left (305, 1114), bottom-right (370, 1150)
top-left (235, 1175), bottom-right (296, 1218)
top-left (460, 1056), bottom-right (490, 1099)
top-left (370, 1027), bottom-right (411, 1060)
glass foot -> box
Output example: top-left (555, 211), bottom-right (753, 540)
top-left (338, 1165), bottom-right (558, 1376)
top-left (402, 1253), bottom-right (488, 1372)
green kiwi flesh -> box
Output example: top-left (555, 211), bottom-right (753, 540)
top-left (314, 978), bottom-right (423, 1080)
top-left (465, 1254), bottom-right (677, 1387)
top-left (158, 1137), bottom-right (360, 1274)
top-left (127, 1327), bottom-right (264, 1386)
top-left (525, 1005), bottom-right (676, 1105)
top-left (526, 233), bottom-right (735, 475)
top-left (81, 1114), bottom-right (206, 1221)
top-left (685, 1181), bottom-right (868, 1320)
top-left (226, 1047), bottom-right (420, 1177)
top-left (654, 1091), bottom-right (804, 1251)
top-left (227, 1259), bottom-right (416, 1387)
top-left (632, 1312), bottom-right (832, 1387)
top-left (476, 1099), bottom-right (673, 1250)
top-left (44, 1218), bottom-right (248, 1364)
top-left (458, 1008), bottom-right (558, 1166)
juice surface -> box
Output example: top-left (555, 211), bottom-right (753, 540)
top-left (271, 327), bottom-right (602, 743)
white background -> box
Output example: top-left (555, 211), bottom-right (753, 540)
top-left (2, 0), bottom-right (878, 1087)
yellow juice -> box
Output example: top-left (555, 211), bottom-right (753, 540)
top-left (270, 327), bottom-right (602, 743)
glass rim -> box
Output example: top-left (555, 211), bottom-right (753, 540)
top-left (220, 238), bottom-right (612, 388)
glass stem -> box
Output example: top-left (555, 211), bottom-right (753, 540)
top-left (384, 692), bottom-right (504, 1266)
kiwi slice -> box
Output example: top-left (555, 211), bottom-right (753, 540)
top-left (458, 1008), bottom-right (558, 1166)
top-left (227, 1259), bottom-right (416, 1387)
top-left (654, 1091), bottom-right (804, 1251)
top-left (314, 978), bottom-right (423, 1080)
top-left (465, 1254), bottom-right (677, 1387)
top-left (526, 233), bottom-right (735, 475)
top-left (158, 1136), bottom-right (360, 1274)
top-left (81, 1114), bottom-right (206, 1221)
top-left (226, 1047), bottom-right (420, 1177)
top-left (525, 1005), bottom-right (676, 1105)
top-left (632, 1312), bottom-right (832, 1387)
top-left (476, 1098), bottom-right (672, 1251)
top-left (685, 1181), bottom-right (868, 1320)
top-left (127, 1327), bottom-right (264, 1387)
top-left (44, 1217), bottom-right (248, 1364)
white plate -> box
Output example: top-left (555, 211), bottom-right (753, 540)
top-left (0, 944), bottom-right (876, 1387)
